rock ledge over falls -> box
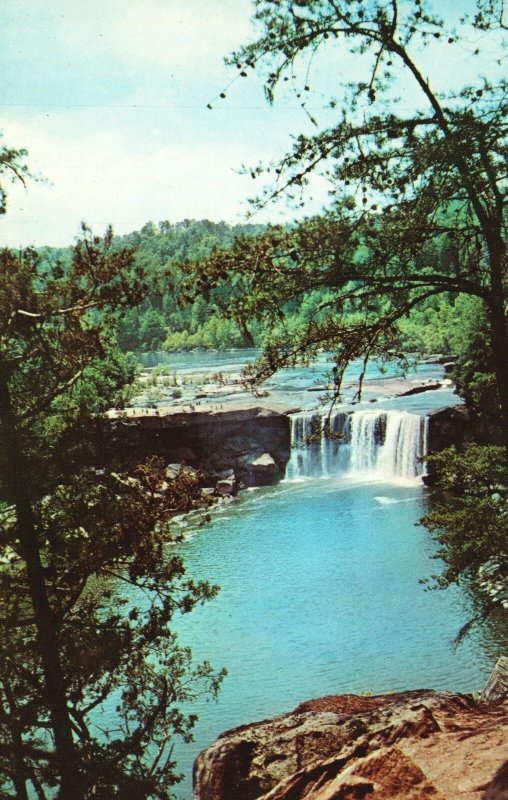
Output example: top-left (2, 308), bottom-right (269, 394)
top-left (107, 402), bottom-right (292, 487)
top-left (194, 660), bottom-right (508, 800)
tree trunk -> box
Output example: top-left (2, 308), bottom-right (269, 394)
top-left (486, 234), bottom-right (508, 450)
top-left (0, 363), bottom-right (81, 800)
top-left (1, 679), bottom-right (30, 800)
top-left (237, 317), bottom-right (255, 348)
top-left (487, 297), bottom-right (508, 445)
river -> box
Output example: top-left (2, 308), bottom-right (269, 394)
top-left (128, 351), bottom-right (505, 799)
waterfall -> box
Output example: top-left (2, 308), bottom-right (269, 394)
top-left (286, 408), bottom-right (427, 482)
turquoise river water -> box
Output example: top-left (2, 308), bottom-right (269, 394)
top-left (131, 352), bottom-right (505, 799)
top-left (170, 476), bottom-right (504, 799)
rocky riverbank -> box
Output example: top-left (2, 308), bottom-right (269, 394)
top-left (132, 364), bottom-right (454, 410)
top-left (194, 659), bottom-right (508, 800)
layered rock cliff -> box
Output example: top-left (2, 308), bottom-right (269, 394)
top-left (107, 403), bottom-right (292, 487)
top-left (194, 662), bottom-right (508, 800)
top-left (426, 405), bottom-right (502, 454)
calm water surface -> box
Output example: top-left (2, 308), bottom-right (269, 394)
top-left (170, 474), bottom-right (502, 799)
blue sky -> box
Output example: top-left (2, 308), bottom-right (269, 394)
top-left (1, 0), bottom-right (278, 245)
top-left (0, 0), bottom-right (500, 246)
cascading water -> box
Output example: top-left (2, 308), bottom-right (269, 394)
top-left (286, 408), bottom-right (428, 482)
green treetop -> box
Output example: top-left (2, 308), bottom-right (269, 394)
top-left (0, 144), bottom-right (223, 800)
top-left (190, 0), bottom-right (507, 435)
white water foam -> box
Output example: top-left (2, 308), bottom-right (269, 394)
top-left (374, 496), bottom-right (400, 505)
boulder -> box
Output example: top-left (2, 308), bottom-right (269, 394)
top-left (251, 453), bottom-right (277, 468)
top-left (213, 469), bottom-right (235, 481)
top-left (240, 453), bottom-right (279, 485)
top-left (398, 380), bottom-right (442, 396)
top-left (482, 656), bottom-right (508, 702)
top-left (165, 463), bottom-right (197, 479)
top-left (193, 689), bottom-right (508, 800)
top-left (215, 474), bottom-right (238, 497)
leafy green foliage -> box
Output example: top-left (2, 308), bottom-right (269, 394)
top-left (0, 226), bottom-right (223, 799)
top-left (111, 219), bottom-right (264, 351)
top-left (420, 444), bottom-right (508, 636)
top-left (397, 294), bottom-right (472, 356)
top-left (163, 315), bottom-right (250, 351)
top-left (71, 215), bottom-right (483, 360)
top-left (451, 303), bottom-right (499, 421)
top-left (1, 458), bottom-right (222, 799)
top-left (193, 0), bottom-right (508, 431)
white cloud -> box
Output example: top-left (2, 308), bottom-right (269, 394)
top-left (34, 0), bottom-right (254, 79)
top-left (108, 0), bottom-right (254, 72)
top-left (0, 113), bottom-right (266, 247)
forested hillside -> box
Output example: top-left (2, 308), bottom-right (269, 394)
top-left (122, 220), bottom-right (493, 367)
top-left (116, 219), bottom-right (264, 351)
top-left (40, 217), bottom-right (486, 360)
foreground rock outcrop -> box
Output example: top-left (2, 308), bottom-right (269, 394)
top-left (194, 682), bottom-right (508, 800)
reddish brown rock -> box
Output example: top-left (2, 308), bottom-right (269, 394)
top-left (193, 689), bottom-right (508, 800)
top-left (482, 656), bottom-right (508, 703)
